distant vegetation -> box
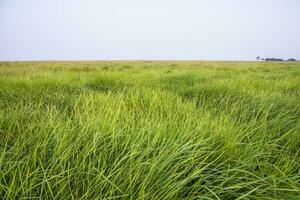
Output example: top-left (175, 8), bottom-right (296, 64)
top-left (264, 58), bottom-right (285, 61)
top-left (0, 61), bottom-right (299, 199)
top-left (257, 56), bottom-right (297, 61)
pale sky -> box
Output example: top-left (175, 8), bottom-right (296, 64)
top-left (0, 0), bottom-right (299, 61)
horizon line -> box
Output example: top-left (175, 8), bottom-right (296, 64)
top-left (0, 59), bottom-right (298, 63)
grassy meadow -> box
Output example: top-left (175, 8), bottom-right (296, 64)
top-left (0, 61), bottom-right (299, 199)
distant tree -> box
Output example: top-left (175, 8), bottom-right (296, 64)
top-left (256, 56), bottom-right (260, 61)
top-left (265, 58), bottom-right (284, 61)
top-left (287, 58), bottom-right (296, 61)
top-left (261, 58), bottom-right (264, 61)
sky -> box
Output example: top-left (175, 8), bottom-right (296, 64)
top-left (0, 0), bottom-right (299, 61)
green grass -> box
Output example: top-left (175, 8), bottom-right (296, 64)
top-left (0, 61), bottom-right (299, 199)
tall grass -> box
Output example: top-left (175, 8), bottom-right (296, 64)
top-left (0, 61), bottom-right (299, 199)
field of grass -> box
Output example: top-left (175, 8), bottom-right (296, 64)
top-left (0, 61), bottom-right (299, 199)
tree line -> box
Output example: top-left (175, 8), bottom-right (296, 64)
top-left (256, 56), bottom-right (297, 61)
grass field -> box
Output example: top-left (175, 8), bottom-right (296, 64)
top-left (0, 61), bottom-right (299, 199)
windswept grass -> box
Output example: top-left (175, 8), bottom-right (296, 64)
top-left (0, 61), bottom-right (299, 199)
